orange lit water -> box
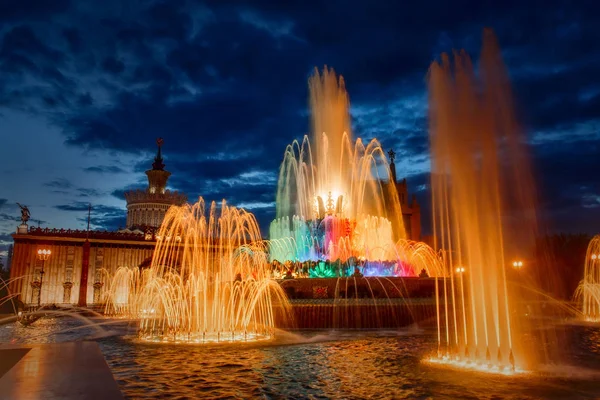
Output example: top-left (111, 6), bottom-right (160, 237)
top-left (102, 198), bottom-right (290, 343)
top-left (576, 235), bottom-right (600, 321)
top-left (428, 29), bottom-right (540, 370)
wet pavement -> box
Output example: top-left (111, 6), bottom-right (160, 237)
top-left (0, 342), bottom-right (122, 400)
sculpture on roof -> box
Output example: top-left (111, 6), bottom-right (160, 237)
top-left (16, 203), bottom-right (30, 225)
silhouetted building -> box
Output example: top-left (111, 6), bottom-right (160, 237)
top-left (387, 149), bottom-right (422, 241)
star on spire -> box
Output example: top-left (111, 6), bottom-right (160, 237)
top-left (152, 137), bottom-right (165, 170)
top-left (388, 149), bottom-right (396, 163)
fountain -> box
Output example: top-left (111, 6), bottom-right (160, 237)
top-left (4, 26), bottom-right (600, 399)
top-left (269, 67), bottom-right (439, 277)
top-left (576, 235), bottom-right (600, 322)
top-left (104, 198), bottom-right (289, 343)
top-left (427, 29), bottom-right (539, 373)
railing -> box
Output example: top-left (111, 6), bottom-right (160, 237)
top-left (27, 227), bottom-right (148, 241)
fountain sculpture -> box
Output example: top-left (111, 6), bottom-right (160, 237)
top-left (427, 29), bottom-right (539, 373)
top-left (105, 198), bottom-right (289, 343)
top-left (576, 235), bottom-right (600, 322)
top-left (269, 67), bottom-right (439, 277)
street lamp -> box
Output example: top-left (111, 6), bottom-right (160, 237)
top-left (36, 248), bottom-right (51, 307)
top-left (512, 260), bottom-right (524, 269)
top-left (455, 266), bottom-right (466, 273)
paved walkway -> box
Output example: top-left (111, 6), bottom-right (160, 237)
top-left (0, 342), bottom-right (123, 399)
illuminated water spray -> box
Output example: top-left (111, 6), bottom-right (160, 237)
top-left (576, 235), bottom-right (600, 322)
top-left (269, 67), bottom-right (438, 275)
top-left (104, 198), bottom-right (289, 343)
top-left (427, 29), bottom-right (539, 373)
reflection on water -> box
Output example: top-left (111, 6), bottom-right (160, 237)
top-left (0, 316), bottom-right (131, 345)
top-left (2, 317), bottom-right (600, 399)
top-left (99, 333), bottom-right (600, 400)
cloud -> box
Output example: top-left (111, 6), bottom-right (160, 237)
top-left (0, 199), bottom-right (18, 223)
top-left (44, 180), bottom-right (104, 198)
top-left (0, 0), bottom-right (70, 23)
top-left (0, 213), bottom-right (18, 223)
top-left (54, 203), bottom-right (88, 212)
top-left (0, 0), bottom-right (599, 237)
top-left (43, 178), bottom-right (72, 189)
top-left (101, 56), bottom-right (125, 75)
top-left (532, 138), bottom-right (600, 232)
top-left (111, 183), bottom-right (147, 201)
top-left (76, 188), bottom-right (101, 198)
top-left (168, 154), bottom-right (277, 182)
top-left (55, 202), bottom-right (125, 230)
top-left (84, 165), bottom-right (126, 174)
top-left (0, 233), bottom-right (12, 242)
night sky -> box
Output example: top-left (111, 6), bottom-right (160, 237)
top-left (1, 1), bottom-right (599, 260)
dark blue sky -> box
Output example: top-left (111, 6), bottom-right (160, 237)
top-left (1, 0), bottom-right (599, 259)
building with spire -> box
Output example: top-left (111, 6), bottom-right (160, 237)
top-left (123, 138), bottom-right (187, 231)
top-left (8, 139), bottom-right (187, 308)
top-left (387, 149), bottom-right (422, 241)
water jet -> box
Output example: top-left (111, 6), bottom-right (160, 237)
top-left (104, 199), bottom-right (290, 343)
top-left (428, 28), bottom-right (539, 373)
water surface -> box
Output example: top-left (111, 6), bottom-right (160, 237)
top-left (2, 317), bottom-right (600, 399)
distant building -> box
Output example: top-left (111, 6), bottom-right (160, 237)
top-left (9, 139), bottom-right (186, 308)
top-left (387, 149), bottom-right (422, 241)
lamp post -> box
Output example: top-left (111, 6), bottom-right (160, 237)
top-left (512, 260), bottom-right (524, 270)
top-left (36, 248), bottom-right (51, 307)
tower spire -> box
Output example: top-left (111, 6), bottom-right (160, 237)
top-left (388, 149), bottom-right (397, 183)
top-left (152, 137), bottom-right (165, 171)
top-left (123, 138), bottom-right (187, 230)
top-left (145, 138), bottom-right (171, 194)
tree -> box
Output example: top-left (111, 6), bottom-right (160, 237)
top-left (533, 233), bottom-right (592, 300)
